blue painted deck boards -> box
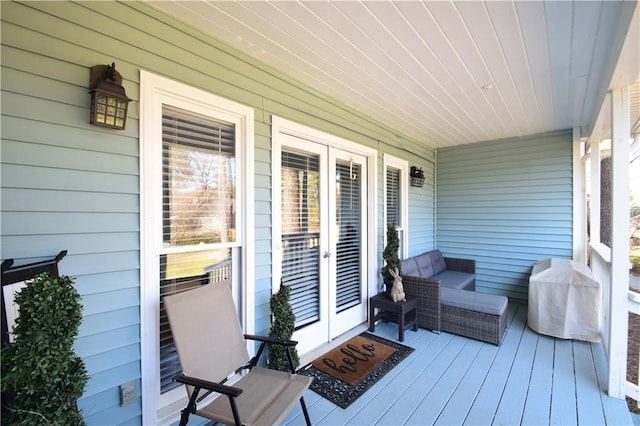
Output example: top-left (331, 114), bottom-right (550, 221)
top-left (283, 303), bottom-right (633, 425)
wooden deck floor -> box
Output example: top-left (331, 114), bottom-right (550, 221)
top-left (283, 303), bottom-right (633, 426)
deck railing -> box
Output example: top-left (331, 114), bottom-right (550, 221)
top-left (591, 242), bottom-right (639, 407)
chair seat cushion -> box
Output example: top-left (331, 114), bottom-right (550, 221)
top-left (441, 288), bottom-right (508, 316)
top-left (432, 270), bottom-right (475, 290)
top-left (199, 367), bottom-right (312, 426)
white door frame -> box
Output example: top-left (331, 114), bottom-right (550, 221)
top-left (271, 116), bottom-right (378, 354)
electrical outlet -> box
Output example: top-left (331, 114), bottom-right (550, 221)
top-left (120, 381), bottom-right (136, 406)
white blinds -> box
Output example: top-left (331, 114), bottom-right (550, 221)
top-left (281, 151), bottom-right (321, 328)
top-left (335, 161), bottom-right (361, 312)
top-left (386, 167), bottom-right (401, 226)
top-left (159, 103), bottom-right (236, 393)
top-left (162, 105), bottom-right (236, 246)
top-left (159, 265), bottom-right (209, 393)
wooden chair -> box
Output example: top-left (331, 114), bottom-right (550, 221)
top-left (164, 283), bottom-right (312, 426)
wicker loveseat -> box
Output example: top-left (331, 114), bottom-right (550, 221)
top-left (401, 250), bottom-right (508, 345)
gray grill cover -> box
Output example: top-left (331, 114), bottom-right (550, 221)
top-left (528, 258), bottom-right (601, 342)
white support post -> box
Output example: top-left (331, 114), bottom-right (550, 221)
top-left (607, 86), bottom-right (631, 399)
top-left (573, 128), bottom-right (586, 263)
top-left (590, 139), bottom-right (601, 247)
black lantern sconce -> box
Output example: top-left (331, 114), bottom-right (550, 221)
top-left (89, 62), bottom-right (131, 130)
top-left (410, 166), bottom-right (425, 188)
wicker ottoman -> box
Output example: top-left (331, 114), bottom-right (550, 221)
top-left (440, 288), bottom-right (508, 345)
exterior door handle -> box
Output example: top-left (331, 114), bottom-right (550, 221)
top-left (323, 251), bottom-right (331, 258)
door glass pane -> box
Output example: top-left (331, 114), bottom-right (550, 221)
top-left (281, 150), bottom-right (320, 328)
top-left (336, 160), bottom-right (362, 312)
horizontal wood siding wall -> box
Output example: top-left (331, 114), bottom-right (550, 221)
top-left (408, 159), bottom-right (436, 257)
top-left (436, 132), bottom-right (573, 302)
top-left (0, 1), bottom-right (436, 424)
top-left (377, 145), bottom-right (435, 285)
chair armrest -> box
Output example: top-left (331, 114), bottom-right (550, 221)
top-left (402, 275), bottom-right (441, 332)
top-left (444, 257), bottom-right (475, 274)
top-left (175, 374), bottom-right (242, 397)
top-left (244, 334), bottom-right (298, 347)
top-left (244, 334), bottom-right (300, 372)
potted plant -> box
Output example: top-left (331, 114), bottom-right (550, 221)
top-left (267, 283), bottom-right (300, 372)
top-left (381, 223), bottom-right (402, 293)
top-left (1, 272), bottom-right (88, 425)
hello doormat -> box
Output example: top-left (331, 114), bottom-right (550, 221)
top-left (298, 332), bottom-right (414, 408)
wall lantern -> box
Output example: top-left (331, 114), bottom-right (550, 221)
top-left (89, 62), bottom-right (130, 130)
top-left (410, 166), bottom-right (425, 188)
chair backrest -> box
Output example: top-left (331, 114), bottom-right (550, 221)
top-left (163, 283), bottom-right (250, 386)
top-left (1, 251), bottom-right (67, 346)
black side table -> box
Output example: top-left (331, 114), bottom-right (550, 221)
top-left (369, 293), bottom-right (418, 342)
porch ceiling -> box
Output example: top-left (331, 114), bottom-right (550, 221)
top-left (148, 1), bottom-right (639, 148)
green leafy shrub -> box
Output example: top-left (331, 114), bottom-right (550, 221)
top-left (1, 273), bottom-right (88, 425)
top-left (381, 224), bottom-right (402, 282)
top-left (267, 283), bottom-right (299, 372)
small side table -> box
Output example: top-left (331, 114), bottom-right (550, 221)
top-left (369, 294), bottom-right (418, 342)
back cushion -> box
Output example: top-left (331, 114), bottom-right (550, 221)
top-left (414, 252), bottom-right (435, 278)
top-left (401, 257), bottom-right (419, 276)
top-left (430, 249), bottom-right (447, 275)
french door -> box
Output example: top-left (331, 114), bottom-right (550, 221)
top-left (277, 133), bottom-right (369, 354)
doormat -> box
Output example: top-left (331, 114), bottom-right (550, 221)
top-left (298, 332), bottom-right (414, 408)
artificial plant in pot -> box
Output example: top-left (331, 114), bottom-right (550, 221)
top-left (381, 223), bottom-right (402, 293)
top-left (1, 272), bottom-right (88, 426)
top-left (267, 283), bottom-right (300, 372)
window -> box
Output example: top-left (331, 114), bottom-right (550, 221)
top-left (386, 167), bottom-right (401, 227)
top-left (140, 71), bottom-right (254, 425)
top-left (159, 105), bottom-right (236, 393)
top-left (384, 155), bottom-right (408, 259)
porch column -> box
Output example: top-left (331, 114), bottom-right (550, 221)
top-left (607, 86), bottom-right (631, 398)
top-left (573, 128), bottom-right (587, 263)
top-left (590, 140), bottom-right (601, 247)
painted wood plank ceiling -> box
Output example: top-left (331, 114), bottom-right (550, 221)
top-left (148, 1), bottom-right (639, 148)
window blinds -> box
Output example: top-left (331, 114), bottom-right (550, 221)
top-left (386, 167), bottom-right (401, 226)
top-left (162, 105), bottom-right (236, 247)
top-left (281, 151), bottom-right (321, 328)
top-left (159, 104), bottom-right (236, 393)
top-left (335, 161), bottom-right (361, 312)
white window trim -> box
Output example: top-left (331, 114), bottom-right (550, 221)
top-left (383, 154), bottom-right (409, 259)
top-left (139, 70), bottom-right (254, 425)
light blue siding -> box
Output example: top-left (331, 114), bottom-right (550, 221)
top-left (377, 145), bottom-right (436, 279)
top-left (408, 160), bottom-right (436, 256)
top-left (1, 1), bottom-right (435, 424)
top-left (436, 131), bottom-right (573, 301)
